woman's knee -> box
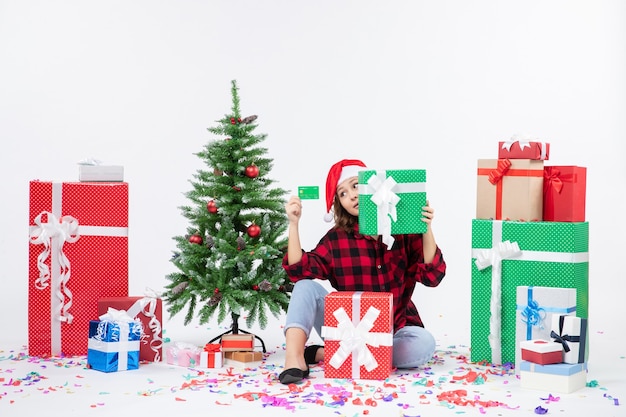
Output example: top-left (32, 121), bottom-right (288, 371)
top-left (392, 327), bottom-right (436, 368)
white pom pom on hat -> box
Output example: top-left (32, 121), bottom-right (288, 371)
top-left (323, 159), bottom-right (367, 222)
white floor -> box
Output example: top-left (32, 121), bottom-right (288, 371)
top-left (1, 315), bottom-right (624, 417)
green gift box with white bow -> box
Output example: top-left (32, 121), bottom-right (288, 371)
top-left (358, 170), bottom-right (427, 245)
top-left (470, 219), bottom-right (589, 365)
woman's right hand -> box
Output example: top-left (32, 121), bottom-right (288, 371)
top-left (285, 195), bottom-right (302, 223)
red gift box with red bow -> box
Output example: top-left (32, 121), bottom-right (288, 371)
top-left (543, 166), bottom-right (587, 222)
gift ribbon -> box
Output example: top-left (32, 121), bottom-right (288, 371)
top-left (28, 182), bottom-right (128, 356)
top-left (473, 232), bottom-right (521, 365)
top-left (516, 287), bottom-right (576, 341)
top-left (321, 292), bottom-right (393, 376)
top-left (471, 221), bottom-right (589, 365)
top-left (126, 290), bottom-right (163, 362)
top-left (550, 315), bottom-right (586, 363)
top-left (358, 172), bottom-right (426, 250)
top-left (544, 168), bottom-right (564, 194)
top-left (520, 287), bottom-right (546, 338)
top-left (368, 172), bottom-right (399, 249)
top-left (477, 160), bottom-right (543, 220)
top-left (487, 159), bottom-right (512, 185)
top-left (550, 330), bottom-right (577, 353)
top-left (204, 343), bottom-right (221, 352)
top-left (29, 211), bottom-right (79, 329)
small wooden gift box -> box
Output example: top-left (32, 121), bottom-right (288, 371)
top-left (220, 334), bottom-right (254, 351)
top-left (224, 351), bottom-right (263, 367)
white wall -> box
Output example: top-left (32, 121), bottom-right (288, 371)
top-left (1, 1), bottom-right (624, 350)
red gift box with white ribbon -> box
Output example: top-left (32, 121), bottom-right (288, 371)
top-left (28, 180), bottom-right (129, 357)
top-left (98, 295), bottom-right (163, 362)
top-left (498, 137), bottom-right (550, 160)
top-left (321, 291), bottom-right (393, 380)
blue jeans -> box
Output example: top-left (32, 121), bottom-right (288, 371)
top-left (284, 280), bottom-right (436, 369)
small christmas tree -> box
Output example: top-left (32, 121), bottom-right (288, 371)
top-left (164, 80), bottom-right (291, 344)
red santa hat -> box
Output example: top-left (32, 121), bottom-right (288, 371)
top-left (324, 159), bottom-right (367, 222)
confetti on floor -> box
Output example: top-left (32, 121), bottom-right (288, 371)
top-left (0, 342), bottom-right (623, 417)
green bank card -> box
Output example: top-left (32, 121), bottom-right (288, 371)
top-left (298, 186), bottom-right (319, 200)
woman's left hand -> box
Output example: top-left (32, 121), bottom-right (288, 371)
top-left (421, 200), bottom-right (434, 226)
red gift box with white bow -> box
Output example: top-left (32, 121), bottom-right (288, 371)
top-left (321, 291), bottom-right (393, 380)
top-left (28, 180), bottom-right (129, 357)
top-left (498, 138), bottom-right (550, 160)
top-left (98, 295), bottom-right (163, 362)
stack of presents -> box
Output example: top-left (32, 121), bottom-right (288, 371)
top-left (26, 166), bottom-right (262, 373)
top-left (164, 334), bottom-right (262, 369)
top-left (471, 136), bottom-right (589, 393)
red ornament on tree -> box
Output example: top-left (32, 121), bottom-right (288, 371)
top-left (252, 285), bottom-right (259, 291)
top-left (247, 223), bottom-right (261, 238)
top-left (245, 163), bottom-right (259, 178)
top-left (189, 234), bottom-right (203, 245)
top-left (207, 200), bottom-right (218, 213)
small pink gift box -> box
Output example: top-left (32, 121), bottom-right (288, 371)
top-left (520, 339), bottom-right (563, 365)
top-left (165, 342), bottom-right (201, 367)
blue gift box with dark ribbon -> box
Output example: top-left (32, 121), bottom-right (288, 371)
top-left (87, 308), bottom-right (142, 372)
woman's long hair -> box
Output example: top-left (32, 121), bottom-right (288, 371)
top-left (332, 194), bottom-right (358, 233)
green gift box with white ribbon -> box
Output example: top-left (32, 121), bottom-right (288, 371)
top-left (470, 219), bottom-right (589, 365)
top-left (358, 169), bottom-right (427, 247)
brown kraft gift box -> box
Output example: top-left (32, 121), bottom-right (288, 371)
top-left (476, 159), bottom-right (544, 221)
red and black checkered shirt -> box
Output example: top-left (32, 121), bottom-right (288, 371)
top-left (282, 225), bottom-right (447, 332)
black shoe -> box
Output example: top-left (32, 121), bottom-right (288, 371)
top-left (278, 366), bottom-right (309, 384)
top-left (304, 344), bottom-right (323, 365)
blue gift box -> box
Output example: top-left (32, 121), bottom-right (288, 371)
top-left (519, 360), bottom-right (587, 393)
top-left (87, 319), bottom-right (142, 372)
